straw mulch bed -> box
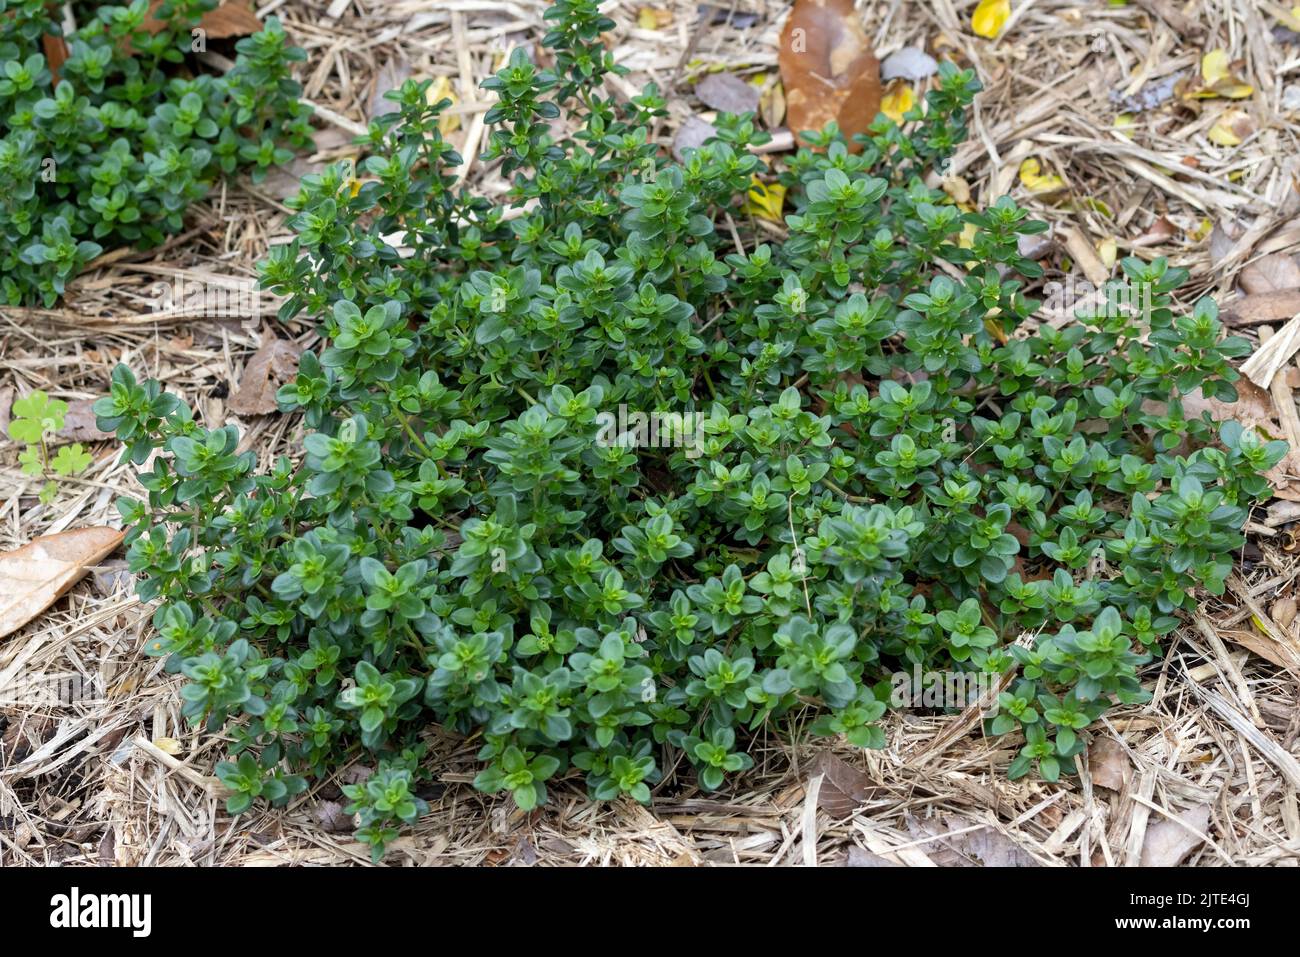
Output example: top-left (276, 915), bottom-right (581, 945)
top-left (2, 0), bottom-right (1300, 866)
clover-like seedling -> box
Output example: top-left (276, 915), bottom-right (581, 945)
top-left (8, 390), bottom-right (94, 503)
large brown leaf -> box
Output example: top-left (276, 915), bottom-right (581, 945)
top-left (42, 34), bottom-right (69, 87)
top-left (1139, 804), bottom-right (1211, 867)
top-left (228, 337), bottom-right (303, 416)
top-left (808, 750), bottom-right (881, 815)
top-left (778, 0), bottom-right (880, 150)
top-left (0, 528), bottom-right (126, 639)
top-left (142, 0), bottom-right (260, 39)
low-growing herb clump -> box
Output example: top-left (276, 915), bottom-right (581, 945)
top-left (95, 0), bottom-right (1282, 859)
top-left (0, 0), bottom-right (311, 305)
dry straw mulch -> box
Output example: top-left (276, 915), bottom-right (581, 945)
top-left (2, 0), bottom-right (1300, 866)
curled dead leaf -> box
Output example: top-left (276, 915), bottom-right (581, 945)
top-left (1207, 108), bottom-right (1254, 147)
top-left (759, 79), bottom-right (786, 128)
top-left (0, 527), bottom-right (126, 639)
top-left (1189, 50), bottom-right (1254, 100)
top-left (778, 0), bottom-right (880, 150)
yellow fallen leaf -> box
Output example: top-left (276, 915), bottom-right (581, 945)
top-left (941, 175), bottom-right (972, 205)
top-left (1191, 49), bottom-right (1254, 99)
top-left (958, 221), bottom-right (979, 250)
top-left (1018, 157), bottom-right (1066, 194)
top-left (1098, 236), bottom-right (1118, 270)
top-left (427, 75), bottom-right (460, 136)
top-left (971, 0), bottom-right (1010, 39)
top-left (1208, 123), bottom-right (1241, 147)
top-left (1191, 218), bottom-right (1213, 241)
top-left (880, 81), bottom-right (915, 123)
top-left (1208, 109), bottom-right (1252, 146)
top-left (1202, 49), bottom-right (1230, 86)
top-left (1072, 197), bottom-right (1113, 217)
top-left (153, 737), bottom-right (183, 756)
top-left (744, 176), bottom-right (786, 221)
top-left (1113, 113), bottom-right (1134, 140)
top-left (759, 80), bottom-right (786, 128)
top-left (637, 6), bottom-right (672, 30)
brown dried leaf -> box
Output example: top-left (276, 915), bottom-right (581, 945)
top-left (1181, 373), bottom-right (1272, 425)
top-left (43, 34), bottom-right (69, 86)
top-left (1272, 597), bottom-right (1297, 631)
top-left (695, 72), bottom-right (760, 114)
top-left (905, 816), bottom-right (1040, 867)
top-left (1240, 252), bottom-right (1300, 295)
top-left (1087, 736), bottom-right (1131, 791)
top-left (808, 750), bottom-right (879, 816)
top-left (314, 800), bottom-right (354, 834)
top-left (1224, 289), bottom-right (1300, 326)
top-left (1209, 218), bottom-right (1243, 261)
top-left (778, 0), bottom-right (880, 150)
top-left (1130, 215), bottom-right (1178, 248)
top-left (0, 527), bottom-right (126, 639)
top-left (228, 337), bottom-right (303, 416)
top-left (259, 126), bottom-right (357, 201)
top-left (143, 0), bottom-right (261, 39)
top-left (1219, 627), bottom-right (1300, 672)
top-left (1139, 804), bottom-right (1211, 866)
top-left (57, 399), bottom-right (112, 443)
top-left (843, 845), bottom-right (900, 866)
